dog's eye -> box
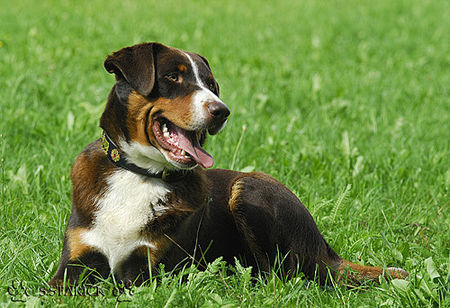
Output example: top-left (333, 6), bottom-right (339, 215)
top-left (165, 73), bottom-right (179, 82)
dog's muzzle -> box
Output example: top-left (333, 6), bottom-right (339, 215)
top-left (206, 102), bottom-right (230, 135)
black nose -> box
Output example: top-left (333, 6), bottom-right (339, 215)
top-left (207, 102), bottom-right (230, 121)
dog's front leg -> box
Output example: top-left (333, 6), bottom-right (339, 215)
top-left (49, 227), bottom-right (110, 286)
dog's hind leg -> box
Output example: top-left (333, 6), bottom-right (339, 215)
top-left (228, 173), bottom-right (341, 283)
top-left (228, 172), bottom-right (408, 285)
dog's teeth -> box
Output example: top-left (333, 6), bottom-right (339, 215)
top-left (164, 132), bottom-right (170, 138)
top-left (181, 150), bottom-right (185, 156)
top-left (162, 124), bottom-right (168, 133)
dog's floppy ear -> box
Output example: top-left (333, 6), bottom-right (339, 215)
top-left (104, 43), bottom-right (160, 96)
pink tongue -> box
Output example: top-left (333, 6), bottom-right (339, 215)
top-left (173, 126), bottom-right (214, 168)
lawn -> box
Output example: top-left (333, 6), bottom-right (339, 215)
top-left (0, 0), bottom-right (448, 306)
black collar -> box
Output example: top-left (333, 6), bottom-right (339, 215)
top-left (100, 131), bottom-right (190, 182)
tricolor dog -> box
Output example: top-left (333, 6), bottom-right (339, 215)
top-left (50, 42), bottom-right (408, 286)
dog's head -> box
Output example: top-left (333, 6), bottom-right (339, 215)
top-left (100, 42), bottom-right (229, 172)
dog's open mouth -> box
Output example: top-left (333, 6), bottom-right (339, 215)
top-left (152, 118), bottom-right (213, 169)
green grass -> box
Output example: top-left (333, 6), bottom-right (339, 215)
top-left (1, 0), bottom-right (449, 306)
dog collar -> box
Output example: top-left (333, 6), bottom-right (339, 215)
top-left (101, 131), bottom-right (190, 182)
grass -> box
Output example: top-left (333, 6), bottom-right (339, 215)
top-left (0, 0), bottom-right (448, 306)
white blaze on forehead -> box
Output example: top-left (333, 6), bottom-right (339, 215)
top-left (183, 52), bottom-right (225, 128)
top-left (183, 52), bottom-right (208, 89)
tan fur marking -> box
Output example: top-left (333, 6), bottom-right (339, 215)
top-left (67, 227), bottom-right (91, 260)
top-left (229, 178), bottom-right (245, 212)
top-left (125, 91), bottom-right (197, 150)
top-left (148, 95), bottom-right (196, 129)
top-left (178, 64), bottom-right (187, 72)
top-left (127, 91), bottom-right (153, 145)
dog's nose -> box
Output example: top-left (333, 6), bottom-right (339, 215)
top-left (207, 102), bottom-right (230, 121)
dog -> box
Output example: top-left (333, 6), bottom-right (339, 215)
top-left (49, 42), bottom-right (408, 287)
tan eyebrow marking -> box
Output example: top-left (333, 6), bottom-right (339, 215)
top-left (178, 64), bottom-right (187, 72)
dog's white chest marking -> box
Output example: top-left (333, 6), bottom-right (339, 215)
top-left (81, 169), bottom-right (170, 272)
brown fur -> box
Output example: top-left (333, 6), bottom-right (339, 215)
top-left (147, 95), bottom-right (196, 130)
top-left (67, 227), bottom-right (91, 260)
top-left (71, 141), bottom-right (111, 223)
top-left (126, 91), bottom-right (153, 145)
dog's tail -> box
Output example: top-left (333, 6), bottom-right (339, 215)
top-left (335, 259), bottom-right (409, 286)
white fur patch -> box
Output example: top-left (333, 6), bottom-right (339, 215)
top-left (184, 52), bottom-right (227, 131)
top-left (119, 139), bottom-right (170, 174)
top-left (81, 169), bottom-right (170, 273)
